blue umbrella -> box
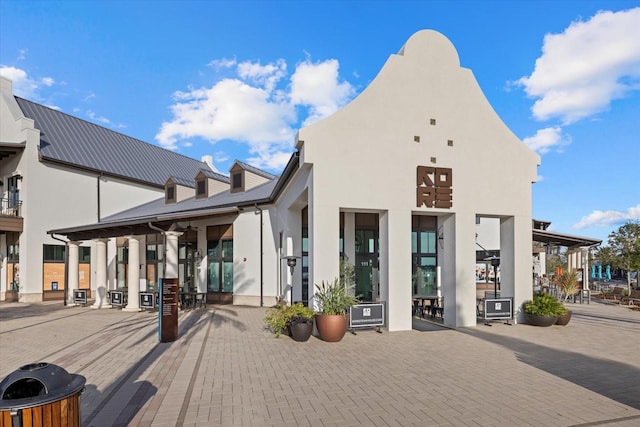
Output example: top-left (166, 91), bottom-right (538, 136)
top-left (591, 265), bottom-right (596, 279)
top-left (605, 265), bottom-right (611, 281)
top-left (598, 265), bottom-right (603, 280)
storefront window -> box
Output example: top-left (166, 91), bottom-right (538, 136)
top-left (412, 216), bottom-right (438, 295)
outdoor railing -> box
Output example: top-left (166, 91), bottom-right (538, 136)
top-left (0, 198), bottom-right (22, 217)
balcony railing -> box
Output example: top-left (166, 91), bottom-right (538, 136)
top-left (1, 198), bottom-right (22, 217)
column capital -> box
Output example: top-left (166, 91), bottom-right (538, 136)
top-left (165, 231), bottom-right (183, 238)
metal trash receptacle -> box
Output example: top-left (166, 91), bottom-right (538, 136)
top-left (0, 362), bottom-right (86, 427)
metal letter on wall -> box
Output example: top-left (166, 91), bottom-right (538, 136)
top-left (159, 278), bottom-right (179, 342)
top-left (416, 166), bottom-right (453, 208)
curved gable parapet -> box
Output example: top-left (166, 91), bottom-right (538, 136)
top-left (298, 30), bottom-right (539, 214)
top-left (299, 30), bottom-right (538, 176)
top-left (396, 29), bottom-right (461, 71)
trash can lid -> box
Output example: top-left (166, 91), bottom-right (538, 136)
top-left (0, 362), bottom-right (86, 410)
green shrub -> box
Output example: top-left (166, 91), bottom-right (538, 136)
top-left (523, 292), bottom-right (567, 317)
top-left (264, 302), bottom-right (314, 337)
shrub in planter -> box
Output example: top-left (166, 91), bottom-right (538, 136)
top-left (264, 303), bottom-right (289, 337)
top-left (264, 302), bottom-right (315, 340)
top-left (287, 303), bottom-right (315, 342)
top-left (555, 306), bottom-right (572, 326)
top-left (523, 292), bottom-right (566, 327)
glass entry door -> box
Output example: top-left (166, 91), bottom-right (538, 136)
top-left (207, 239), bottom-right (233, 304)
top-left (412, 216), bottom-right (438, 296)
top-left (355, 227), bottom-right (379, 302)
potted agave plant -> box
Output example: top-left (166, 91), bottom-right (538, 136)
top-left (314, 278), bottom-right (359, 342)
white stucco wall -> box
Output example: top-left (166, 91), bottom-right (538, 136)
top-left (0, 77), bottom-right (168, 301)
top-left (476, 217), bottom-right (500, 251)
top-left (292, 30), bottom-right (539, 329)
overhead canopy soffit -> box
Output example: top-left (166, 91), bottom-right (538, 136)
top-left (532, 228), bottom-right (601, 249)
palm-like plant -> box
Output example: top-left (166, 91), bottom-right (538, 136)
top-left (314, 278), bottom-right (359, 315)
top-left (557, 269), bottom-right (580, 302)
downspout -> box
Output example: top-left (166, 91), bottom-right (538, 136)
top-left (255, 204), bottom-right (264, 307)
top-left (97, 174), bottom-right (102, 222)
top-left (50, 233), bottom-right (69, 306)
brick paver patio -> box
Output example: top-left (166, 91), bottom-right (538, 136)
top-left (1, 298), bottom-right (639, 426)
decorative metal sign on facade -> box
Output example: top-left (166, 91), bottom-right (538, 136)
top-left (416, 166), bottom-right (453, 208)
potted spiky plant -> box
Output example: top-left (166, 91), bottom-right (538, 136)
top-left (556, 269), bottom-right (580, 325)
top-left (314, 278), bottom-right (359, 342)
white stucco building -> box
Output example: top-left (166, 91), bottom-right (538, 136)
top-left (0, 77), bottom-right (215, 303)
top-left (50, 30), bottom-right (545, 329)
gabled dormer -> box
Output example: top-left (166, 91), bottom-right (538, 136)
top-left (229, 160), bottom-right (276, 193)
top-left (164, 176), bottom-right (193, 204)
top-left (194, 169), bottom-right (230, 199)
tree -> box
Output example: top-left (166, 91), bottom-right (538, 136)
top-left (545, 248), bottom-right (566, 277)
top-left (601, 221), bottom-right (640, 295)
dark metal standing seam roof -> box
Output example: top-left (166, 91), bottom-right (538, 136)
top-left (234, 160), bottom-right (277, 179)
top-left (15, 96), bottom-right (213, 187)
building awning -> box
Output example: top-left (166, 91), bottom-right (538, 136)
top-left (532, 228), bottom-right (601, 249)
top-left (48, 206), bottom-right (240, 241)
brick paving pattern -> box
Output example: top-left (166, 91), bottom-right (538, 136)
top-left (0, 299), bottom-right (639, 426)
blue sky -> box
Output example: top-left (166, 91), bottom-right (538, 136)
top-left (1, 0), bottom-right (638, 243)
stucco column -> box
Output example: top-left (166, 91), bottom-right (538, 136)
top-left (582, 247), bottom-right (589, 290)
top-left (92, 238), bottom-right (110, 309)
top-left (309, 203), bottom-right (339, 311)
top-left (442, 212), bottom-right (477, 327)
top-left (343, 212), bottom-right (355, 264)
top-left (197, 226), bottom-right (207, 294)
top-left (501, 216), bottom-right (533, 324)
top-left (165, 231), bottom-right (182, 279)
top-left (124, 235), bottom-right (141, 312)
top-left (379, 209), bottom-right (412, 331)
top-left (67, 241), bottom-right (80, 306)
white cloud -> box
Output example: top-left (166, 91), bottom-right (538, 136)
top-left (0, 66), bottom-right (59, 104)
top-left (573, 204), bottom-right (640, 229)
top-left (522, 127), bottom-right (571, 154)
top-left (86, 110), bottom-right (111, 125)
top-left (156, 77), bottom-right (296, 153)
top-left (517, 8), bottom-right (640, 124)
top-left (207, 58), bottom-right (237, 70)
top-left (0, 66), bottom-right (49, 99)
top-left (290, 58), bottom-right (355, 126)
top-left (237, 59), bottom-right (287, 93)
top-left (156, 57), bottom-right (356, 170)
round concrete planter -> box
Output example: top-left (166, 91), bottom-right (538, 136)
top-left (289, 319), bottom-right (314, 342)
top-left (555, 310), bottom-right (572, 326)
top-left (526, 314), bottom-right (558, 327)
